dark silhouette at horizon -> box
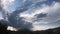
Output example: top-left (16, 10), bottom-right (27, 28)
top-left (0, 22), bottom-right (60, 34)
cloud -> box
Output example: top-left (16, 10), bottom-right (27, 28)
top-left (7, 0), bottom-right (47, 29)
top-left (40, 2), bottom-right (60, 23)
top-left (0, 0), bottom-right (60, 31)
top-left (31, 0), bottom-right (47, 3)
top-left (32, 20), bottom-right (60, 31)
top-left (8, 13), bottom-right (33, 29)
top-left (21, 2), bottom-right (60, 23)
top-left (20, 1), bottom-right (60, 30)
top-left (0, 0), bottom-right (34, 30)
top-left (0, 6), bottom-right (2, 11)
top-left (7, 26), bottom-right (18, 31)
top-left (33, 2), bottom-right (60, 30)
top-left (7, 0), bottom-right (35, 29)
top-left (35, 13), bottom-right (47, 18)
top-left (0, 0), bottom-right (14, 12)
top-left (32, 13), bottom-right (47, 22)
top-left (47, 20), bottom-right (60, 27)
top-left (31, 26), bottom-right (47, 31)
top-left (1, 0), bottom-right (14, 5)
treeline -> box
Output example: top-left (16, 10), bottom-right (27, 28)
top-left (0, 22), bottom-right (60, 34)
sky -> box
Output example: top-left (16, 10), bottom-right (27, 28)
top-left (0, 0), bottom-right (60, 31)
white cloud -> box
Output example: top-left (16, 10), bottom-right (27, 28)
top-left (1, 0), bottom-right (14, 11)
top-left (0, 0), bottom-right (15, 20)
top-left (8, 0), bottom-right (14, 3)
top-left (7, 26), bottom-right (18, 31)
top-left (40, 2), bottom-right (60, 22)
top-left (0, 17), bottom-right (3, 20)
top-left (36, 2), bottom-right (60, 23)
top-left (1, 0), bottom-right (14, 5)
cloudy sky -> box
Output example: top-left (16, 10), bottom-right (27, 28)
top-left (0, 0), bottom-right (60, 31)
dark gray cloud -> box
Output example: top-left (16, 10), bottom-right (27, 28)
top-left (44, 20), bottom-right (60, 27)
top-left (0, 4), bottom-right (2, 11)
top-left (35, 13), bottom-right (47, 18)
top-left (32, 13), bottom-right (47, 22)
top-left (46, 0), bottom-right (60, 6)
top-left (0, 19), bottom-right (11, 26)
top-left (51, 20), bottom-right (60, 26)
top-left (0, 6), bottom-right (2, 11)
top-left (8, 13), bottom-right (33, 29)
top-left (7, 0), bottom-right (34, 29)
top-left (0, 0), bottom-right (34, 30)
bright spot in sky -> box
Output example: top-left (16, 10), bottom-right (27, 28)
top-left (31, 26), bottom-right (50, 31)
top-left (7, 26), bottom-right (18, 31)
top-left (8, 0), bottom-right (14, 3)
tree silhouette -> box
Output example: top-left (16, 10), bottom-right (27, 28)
top-left (0, 22), bottom-right (8, 34)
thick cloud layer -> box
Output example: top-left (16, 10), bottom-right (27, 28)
top-left (0, 0), bottom-right (60, 31)
top-left (20, 0), bottom-right (60, 30)
top-left (0, 0), bottom-right (34, 29)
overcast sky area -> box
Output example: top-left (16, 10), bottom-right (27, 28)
top-left (0, 0), bottom-right (60, 31)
